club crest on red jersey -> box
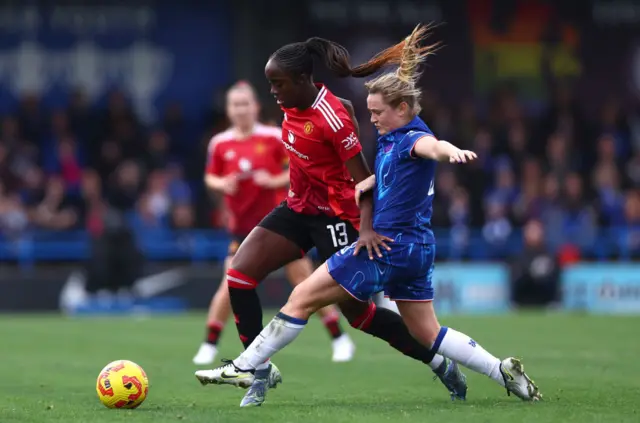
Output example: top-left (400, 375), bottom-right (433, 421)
top-left (303, 121), bottom-right (314, 135)
top-left (255, 142), bottom-right (266, 154)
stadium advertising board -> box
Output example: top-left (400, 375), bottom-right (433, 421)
top-left (562, 264), bottom-right (640, 314)
top-left (433, 264), bottom-right (510, 314)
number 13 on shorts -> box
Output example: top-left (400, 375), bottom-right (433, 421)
top-left (327, 222), bottom-right (349, 248)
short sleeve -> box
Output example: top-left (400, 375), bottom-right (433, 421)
top-left (205, 138), bottom-right (223, 176)
top-left (329, 115), bottom-right (362, 162)
top-left (398, 130), bottom-right (436, 160)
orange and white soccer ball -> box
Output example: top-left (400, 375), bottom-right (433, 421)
top-left (96, 360), bottom-right (149, 409)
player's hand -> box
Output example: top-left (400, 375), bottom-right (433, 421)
top-left (253, 170), bottom-right (274, 188)
top-left (449, 149), bottom-right (477, 164)
top-left (354, 229), bottom-right (393, 260)
top-left (222, 174), bottom-right (238, 195)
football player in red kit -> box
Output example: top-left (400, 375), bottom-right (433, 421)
top-left (196, 36), bottom-right (466, 407)
top-left (193, 81), bottom-right (355, 366)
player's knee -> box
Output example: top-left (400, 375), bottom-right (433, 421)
top-left (286, 284), bottom-right (318, 318)
top-left (405, 317), bottom-right (440, 345)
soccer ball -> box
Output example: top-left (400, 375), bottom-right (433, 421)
top-left (96, 360), bottom-right (149, 409)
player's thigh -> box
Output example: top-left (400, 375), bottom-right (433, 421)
top-left (310, 216), bottom-right (359, 262)
top-left (284, 256), bottom-right (314, 286)
top-left (231, 203), bottom-right (313, 282)
top-left (283, 264), bottom-right (350, 318)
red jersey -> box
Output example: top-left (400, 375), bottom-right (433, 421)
top-left (280, 84), bottom-right (362, 228)
top-left (206, 124), bottom-right (288, 235)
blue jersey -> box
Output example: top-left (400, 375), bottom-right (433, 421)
top-left (373, 116), bottom-right (436, 244)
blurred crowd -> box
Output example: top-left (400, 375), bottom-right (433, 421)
top-left (0, 83), bottom-right (639, 260)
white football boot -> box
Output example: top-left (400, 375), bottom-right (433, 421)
top-left (192, 343), bottom-right (218, 365)
top-left (500, 357), bottom-right (542, 401)
top-left (195, 360), bottom-right (282, 390)
top-left (331, 334), bottom-right (356, 362)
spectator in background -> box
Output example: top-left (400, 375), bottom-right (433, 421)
top-left (620, 190), bottom-right (640, 258)
top-left (108, 160), bottom-right (142, 212)
top-left (487, 160), bottom-right (518, 207)
top-left (44, 135), bottom-right (84, 193)
top-left (545, 132), bottom-right (573, 182)
top-left (455, 99), bottom-right (478, 148)
top-left (597, 98), bottom-right (630, 161)
top-left (482, 200), bottom-right (513, 258)
top-left (512, 158), bottom-right (544, 224)
top-left (431, 167), bottom-right (456, 227)
top-left (145, 129), bottom-right (172, 171)
top-left (171, 203), bottom-right (195, 229)
top-left (162, 102), bottom-right (190, 157)
top-left (626, 152), bottom-right (640, 187)
top-left (509, 219), bottom-right (560, 308)
top-left (503, 120), bottom-right (529, 173)
top-left (592, 162), bottom-right (625, 227)
top-left (0, 143), bottom-right (19, 192)
top-left (0, 192), bottom-right (28, 238)
top-left (67, 88), bottom-right (97, 145)
top-left (556, 173), bottom-right (597, 253)
top-left (94, 138), bottom-right (122, 182)
top-left (27, 176), bottom-right (78, 231)
top-left (17, 92), bottom-right (47, 145)
top-left (448, 187), bottom-right (471, 258)
top-left (138, 170), bottom-right (171, 228)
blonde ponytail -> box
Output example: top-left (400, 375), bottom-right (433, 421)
top-left (365, 24), bottom-right (441, 116)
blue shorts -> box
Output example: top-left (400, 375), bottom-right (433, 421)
top-left (326, 242), bottom-right (435, 302)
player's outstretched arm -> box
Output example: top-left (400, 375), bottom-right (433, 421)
top-left (412, 135), bottom-right (477, 163)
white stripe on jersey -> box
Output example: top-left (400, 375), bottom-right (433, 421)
top-left (311, 86), bottom-right (327, 108)
top-left (316, 104), bottom-right (339, 132)
top-left (313, 95), bottom-right (344, 133)
top-left (318, 99), bottom-right (343, 131)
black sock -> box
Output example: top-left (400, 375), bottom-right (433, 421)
top-left (357, 305), bottom-right (436, 365)
top-left (226, 268), bottom-right (265, 349)
top-left (228, 287), bottom-right (264, 349)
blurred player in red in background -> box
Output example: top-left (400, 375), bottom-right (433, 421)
top-left (193, 81), bottom-right (355, 366)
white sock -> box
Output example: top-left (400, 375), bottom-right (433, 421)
top-left (234, 313), bottom-right (307, 370)
top-left (435, 327), bottom-right (504, 386)
top-left (428, 354), bottom-right (445, 370)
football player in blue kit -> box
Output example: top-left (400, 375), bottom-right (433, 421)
top-left (206, 25), bottom-right (542, 406)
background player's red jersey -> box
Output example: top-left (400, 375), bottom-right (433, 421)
top-left (280, 84), bottom-right (362, 228)
top-left (206, 124), bottom-right (288, 235)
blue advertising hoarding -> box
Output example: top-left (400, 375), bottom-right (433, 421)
top-left (562, 264), bottom-right (640, 314)
top-left (0, 3), bottom-right (230, 122)
top-left (433, 263), bottom-right (510, 314)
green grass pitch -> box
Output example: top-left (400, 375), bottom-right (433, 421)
top-left (1, 312), bottom-right (638, 422)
